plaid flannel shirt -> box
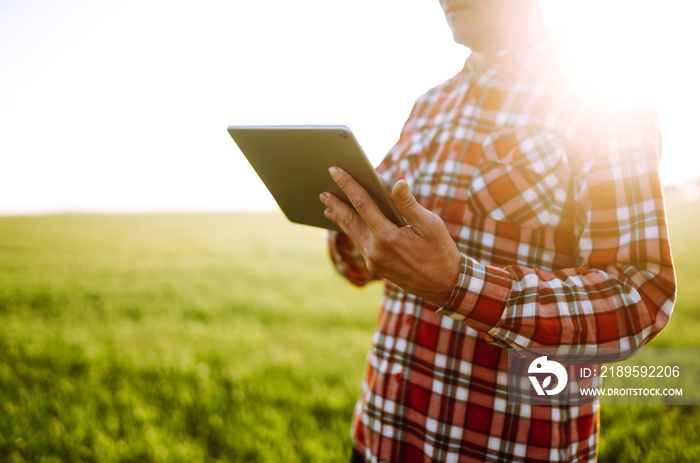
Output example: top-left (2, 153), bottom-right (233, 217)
top-left (328, 35), bottom-right (676, 463)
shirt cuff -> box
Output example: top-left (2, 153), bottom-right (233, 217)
top-left (436, 254), bottom-right (512, 332)
top-left (327, 230), bottom-right (377, 287)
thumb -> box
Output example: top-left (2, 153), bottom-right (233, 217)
top-left (391, 180), bottom-right (430, 227)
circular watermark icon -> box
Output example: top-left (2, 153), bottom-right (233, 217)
top-left (528, 356), bottom-right (569, 396)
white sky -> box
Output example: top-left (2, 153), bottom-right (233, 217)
top-left (1, 0), bottom-right (699, 214)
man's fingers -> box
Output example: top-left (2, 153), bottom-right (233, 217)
top-left (329, 167), bottom-right (395, 235)
top-left (391, 180), bottom-right (435, 229)
top-left (320, 191), bottom-right (370, 245)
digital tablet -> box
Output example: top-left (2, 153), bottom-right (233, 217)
top-left (227, 125), bottom-right (406, 231)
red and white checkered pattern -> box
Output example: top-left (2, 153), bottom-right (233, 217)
top-left (328, 34), bottom-right (675, 462)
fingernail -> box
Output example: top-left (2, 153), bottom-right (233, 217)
top-left (329, 166), bottom-right (341, 179)
top-left (397, 180), bottom-right (410, 198)
top-left (319, 192), bottom-right (329, 203)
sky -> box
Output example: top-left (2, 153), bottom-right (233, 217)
top-left (1, 0), bottom-right (699, 214)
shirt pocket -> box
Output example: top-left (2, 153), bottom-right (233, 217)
top-left (466, 128), bottom-right (569, 229)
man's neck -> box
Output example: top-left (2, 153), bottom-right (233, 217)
top-left (473, 17), bottom-right (547, 64)
top-left (474, 4), bottom-right (547, 60)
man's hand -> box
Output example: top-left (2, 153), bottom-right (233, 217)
top-left (320, 167), bottom-right (461, 306)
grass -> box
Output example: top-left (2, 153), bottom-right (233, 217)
top-left (0, 198), bottom-right (698, 462)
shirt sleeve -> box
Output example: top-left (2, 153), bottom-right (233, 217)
top-left (326, 230), bottom-right (379, 287)
top-left (436, 102), bottom-right (676, 360)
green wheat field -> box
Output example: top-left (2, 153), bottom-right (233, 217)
top-left (1, 196), bottom-right (699, 462)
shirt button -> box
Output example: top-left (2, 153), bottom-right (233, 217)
top-left (405, 315), bottom-right (414, 325)
top-left (394, 372), bottom-right (403, 382)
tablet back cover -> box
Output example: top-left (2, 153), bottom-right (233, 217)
top-left (228, 125), bottom-right (405, 231)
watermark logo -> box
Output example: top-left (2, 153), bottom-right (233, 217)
top-left (509, 348), bottom-right (699, 405)
top-left (528, 356), bottom-right (568, 396)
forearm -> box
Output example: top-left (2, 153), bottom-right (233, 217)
top-left (437, 251), bottom-right (675, 361)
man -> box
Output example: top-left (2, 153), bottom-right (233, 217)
top-left (320, 1), bottom-right (676, 461)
